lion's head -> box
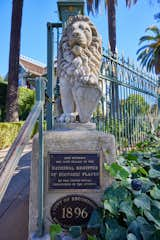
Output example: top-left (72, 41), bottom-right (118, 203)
top-left (58, 15), bottom-right (102, 87)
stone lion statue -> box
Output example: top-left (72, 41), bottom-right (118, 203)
top-left (57, 15), bottom-right (102, 123)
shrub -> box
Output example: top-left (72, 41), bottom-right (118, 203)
top-left (0, 121), bottom-right (46, 150)
top-left (0, 122), bottom-right (24, 149)
top-left (0, 84), bottom-right (35, 121)
top-left (87, 133), bottom-right (160, 240)
top-left (18, 87), bottom-right (35, 120)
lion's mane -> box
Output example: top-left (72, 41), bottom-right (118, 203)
top-left (57, 15), bottom-right (102, 87)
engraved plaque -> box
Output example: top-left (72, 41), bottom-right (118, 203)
top-left (50, 195), bottom-right (98, 228)
top-left (48, 152), bottom-right (100, 190)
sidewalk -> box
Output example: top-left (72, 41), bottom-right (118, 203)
top-left (0, 141), bottom-right (32, 240)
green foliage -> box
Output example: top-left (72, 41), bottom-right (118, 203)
top-left (137, 25), bottom-right (160, 74)
top-left (18, 87), bottom-right (35, 120)
top-left (0, 84), bottom-right (35, 121)
top-left (0, 122), bottom-right (24, 149)
top-left (0, 121), bottom-right (44, 149)
top-left (121, 94), bottom-right (149, 117)
top-left (49, 224), bottom-right (62, 240)
top-left (88, 132), bottom-right (160, 240)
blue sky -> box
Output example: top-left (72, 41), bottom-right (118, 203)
top-left (0, 0), bottom-right (159, 77)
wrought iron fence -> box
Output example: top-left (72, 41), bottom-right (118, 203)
top-left (47, 23), bottom-right (159, 153)
top-left (93, 49), bottom-right (158, 152)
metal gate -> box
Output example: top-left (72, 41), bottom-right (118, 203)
top-left (46, 23), bottom-right (158, 152)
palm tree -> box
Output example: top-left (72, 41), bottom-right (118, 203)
top-left (137, 26), bottom-right (160, 74)
top-left (87, 0), bottom-right (138, 117)
top-left (87, 0), bottom-right (138, 54)
top-left (6, 0), bottom-right (23, 122)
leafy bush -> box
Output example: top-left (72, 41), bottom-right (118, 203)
top-left (0, 122), bottom-right (24, 149)
top-left (0, 121), bottom-right (45, 150)
top-left (87, 133), bottom-right (160, 240)
top-left (0, 84), bottom-right (35, 121)
top-left (18, 87), bottom-right (35, 120)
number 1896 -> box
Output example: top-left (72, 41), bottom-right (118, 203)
top-left (62, 207), bottom-right (88, 219)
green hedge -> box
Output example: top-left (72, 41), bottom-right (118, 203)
top-left (0, 81), bottom-right (35, 121)
top-left (0, 122), bottom-right (24, 149)
top-left (0, 121), bottom-right (46, 150)
top-left (18, 87), bottom-right (35, 120)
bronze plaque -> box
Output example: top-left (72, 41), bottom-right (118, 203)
top-left (48, 152), bottom-right (100, 190)
top-left (50, 195), bottom-right (98, 228)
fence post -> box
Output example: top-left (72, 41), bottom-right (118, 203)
top-left (36, 78), bottom-right (45, 237)
top-left (46, 23), bottom-right (54, 130)
top-left (158, 76), bottom-right (160, 115)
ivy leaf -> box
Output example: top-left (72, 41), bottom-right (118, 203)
top-left (139, 167), bottom-right (148, 176)
top-left (127, 220), bottom-right (141, 240)
top-left (151, 200), bottom-right (160, 210)
top-left (149, 168), bottom-right (160, 179)
top-left (150, 186), bottom-right (160, 200)
top-left (87, 235), bottom-right (97, 240)
top-left (119, 201), bottom-right (136, 222)
top-left (105, 162), bottom-right (129, 180)
top-left (105, 219), bottom-right (126, 240)
top-left (140, 177), bottom-right (154, 193)
top-left (69, 226), bottom-right (82, 239)
top-left (134, 194), bottom-right (151, 211)
top-left (49, 224), bottom-right (62, 240)
top-left (87, 210), bottom-right (102, 229)
top-left (104, 199), bottom-right (117, 215)
top-left (144, 210), bottom-right (160, 228)
top-left (127, 233), bottom-right (138, 240)
top-left (137, 216), bottom-right (155, 240)
top-left (124, 153), bottom-right (139, 161)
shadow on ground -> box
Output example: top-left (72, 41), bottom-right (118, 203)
top-left (0, 151), bottom-right (31, 240)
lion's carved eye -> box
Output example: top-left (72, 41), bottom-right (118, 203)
top-left (79, 24), bottom-right (84, 30)
top-left (85, 27), bottom-right (91, 33)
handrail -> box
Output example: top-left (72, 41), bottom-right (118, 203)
top-left (0, 101), bottom-right (43, 202)
top-left (0, 78), bottom-right (45, 237)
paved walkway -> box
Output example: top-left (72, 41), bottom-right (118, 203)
top-left (0, 141), bottom-right (32, 240)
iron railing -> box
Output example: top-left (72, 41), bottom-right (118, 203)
top-left (93, 50), bottom-right (158, 152)
top-left (46, 23), bottom-right (159, 152)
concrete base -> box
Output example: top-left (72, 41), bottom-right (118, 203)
top-left (29, 127), bottom-right (116, 234)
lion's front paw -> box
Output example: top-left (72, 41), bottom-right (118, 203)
top-left (58, 113), bottom-right (78, 123)
top-left (88, 75), bottom-right (98, 85)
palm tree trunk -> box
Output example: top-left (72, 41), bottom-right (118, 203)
top-left (107, 0), bottom-right (119, 118)
top-left (6, 0), bottom-right (23, 122)
top-left (107, 0), bottom-right (116, 53)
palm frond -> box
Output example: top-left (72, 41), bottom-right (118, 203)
top-left (145, 26), bottom-right (160, 35)
top-left (87, 0), bottom-right (94, 14)
top-left (126, 0), bottom-right (138, 8)
top-left (139, 35), bottom-right (158, 44)
top-left (137, 45), bottom-right (153, 54)
top-left (137, 24), bottom-right (160, 74)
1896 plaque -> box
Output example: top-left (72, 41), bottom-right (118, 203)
top-left (48, 152), bottom-right (100, 190)
top-left (50, 195), bottom-right (98, 228)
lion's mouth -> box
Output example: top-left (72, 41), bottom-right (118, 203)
top-left (72, 38), bottom-right (87, 47)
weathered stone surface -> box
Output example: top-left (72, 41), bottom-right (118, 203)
top-left (57, 15), bottom-right (102, 123)
top-left (29, 129), bottom-right (116, 234)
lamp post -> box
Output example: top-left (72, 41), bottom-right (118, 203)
top-left (57, 0), bottom-right (84, 26)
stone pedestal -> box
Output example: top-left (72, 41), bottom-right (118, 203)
top-left (29, 126), bottom-right (116, 234)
